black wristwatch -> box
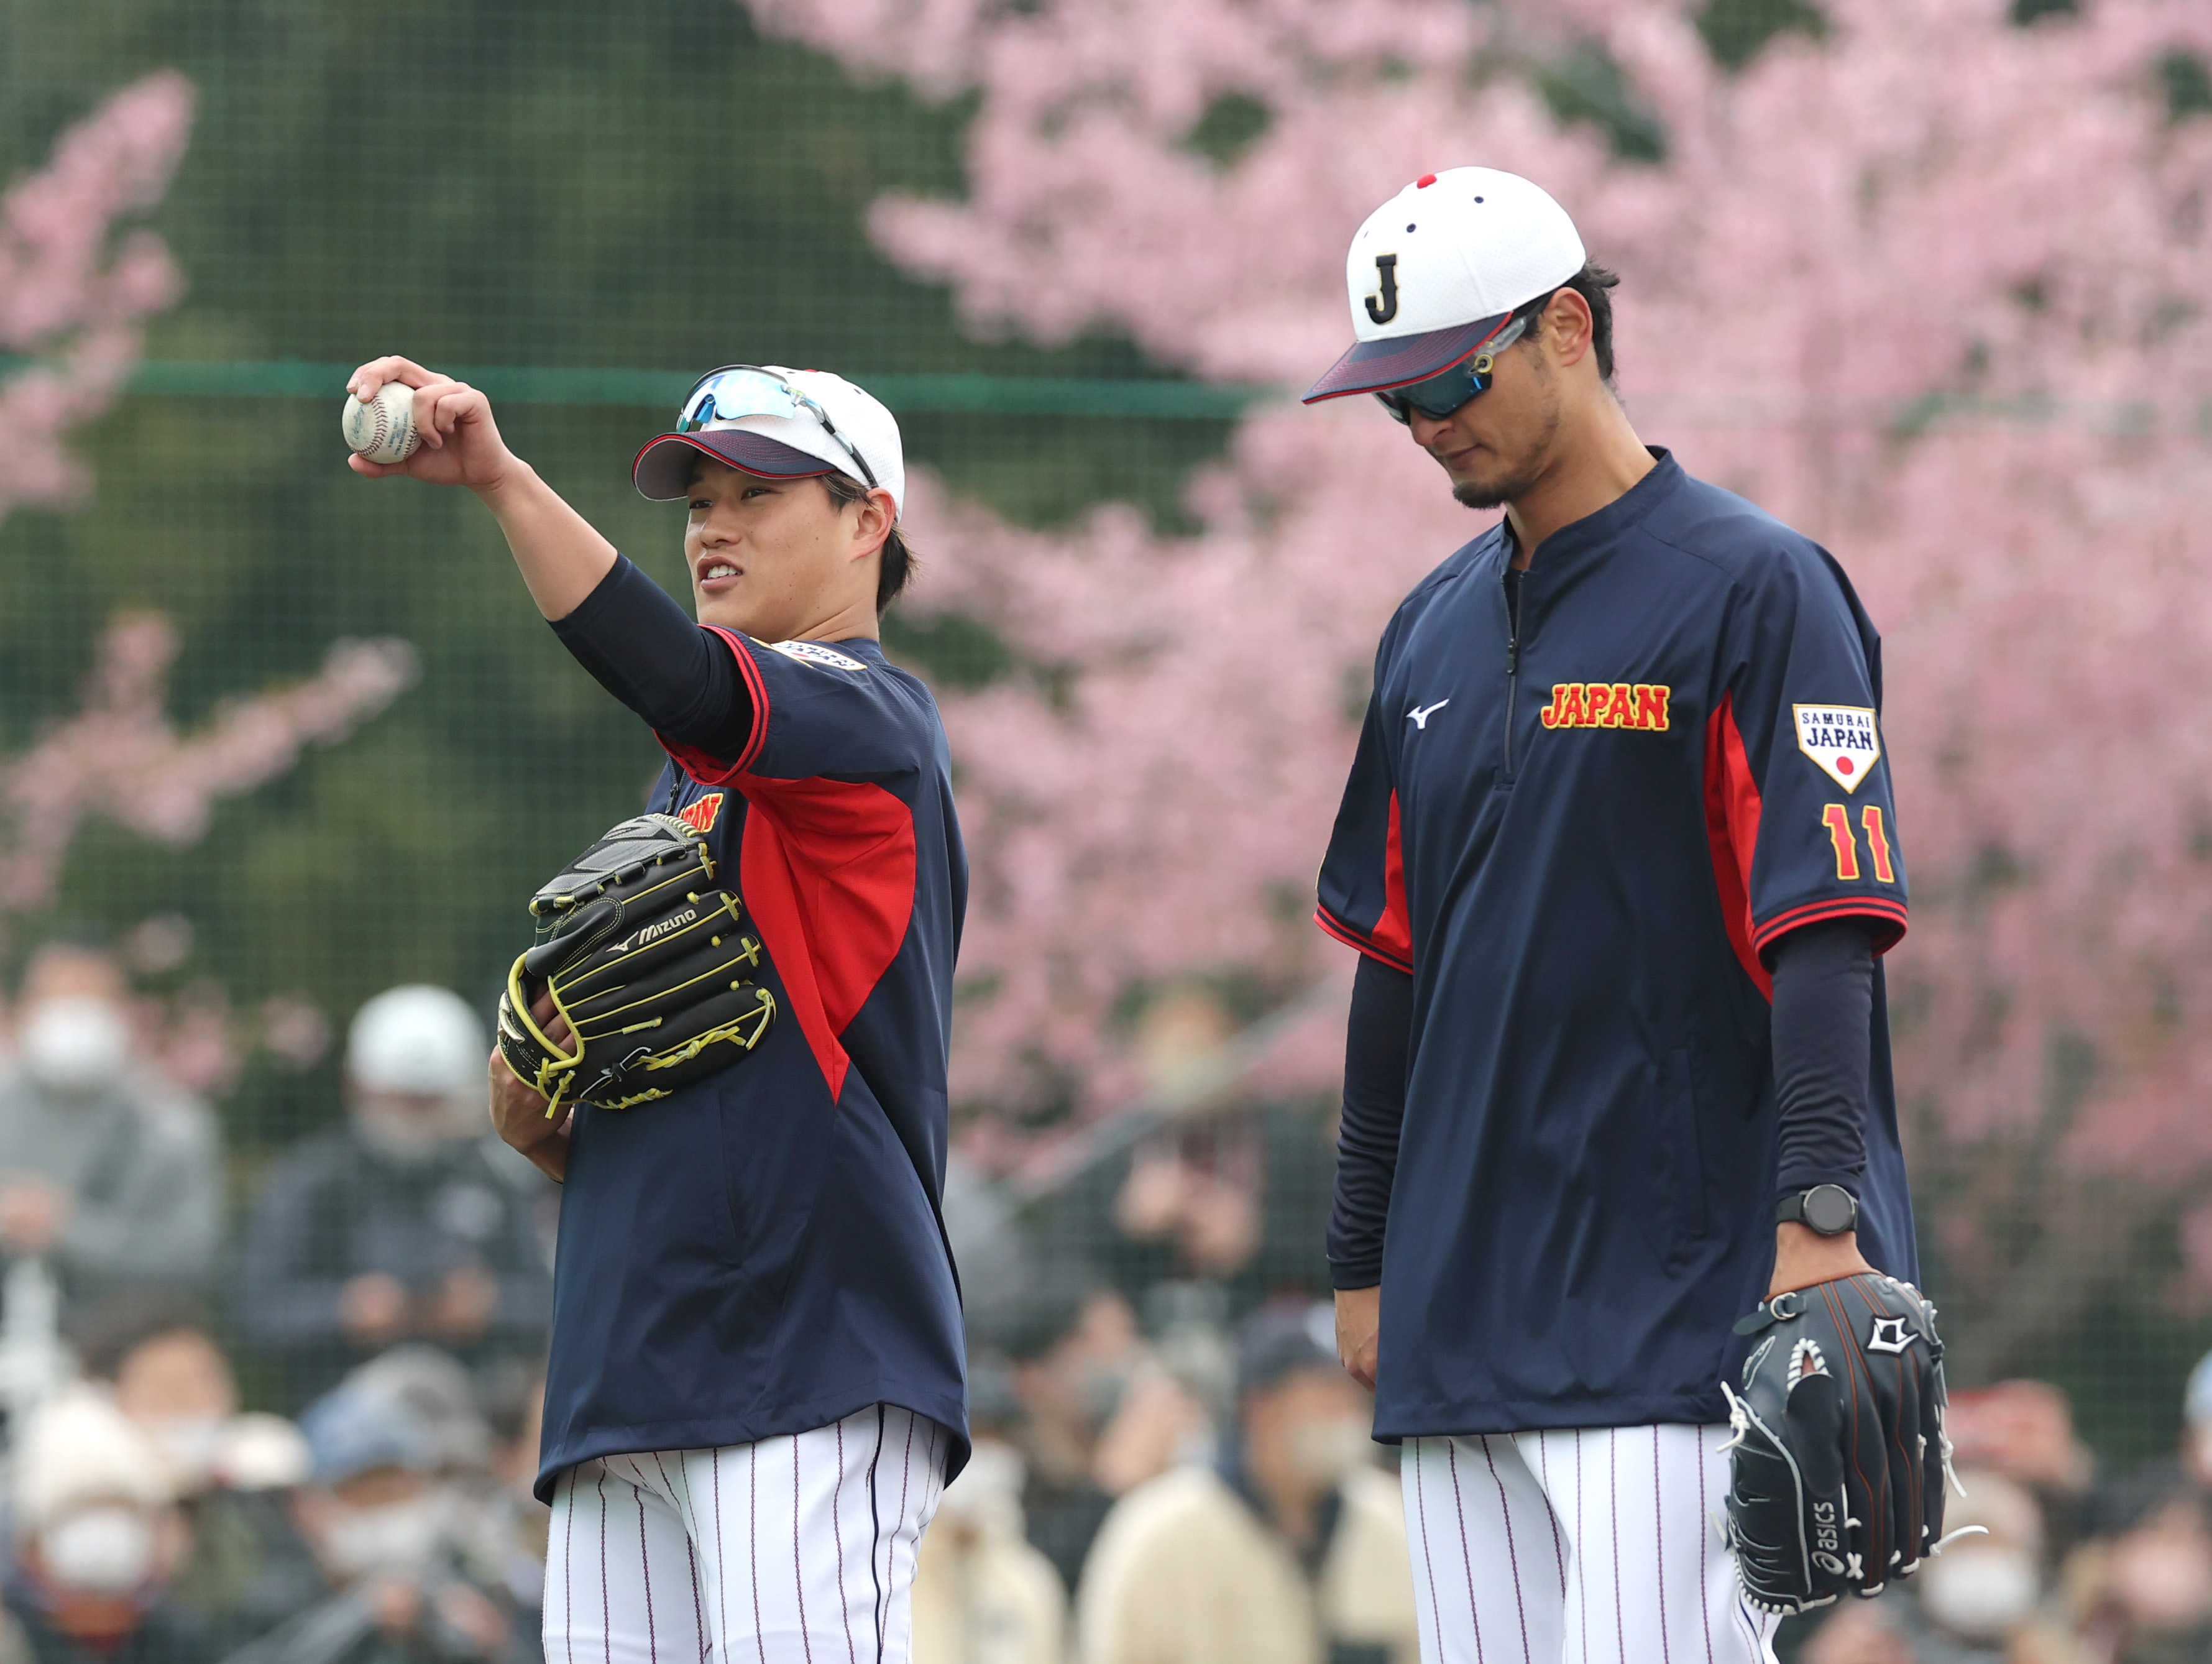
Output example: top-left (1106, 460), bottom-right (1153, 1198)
top-left (1776, 1184), bottom-right (1858, 1236)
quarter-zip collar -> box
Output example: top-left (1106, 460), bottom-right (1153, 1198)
top-left (1497, 446), bottom-right (1682, 580)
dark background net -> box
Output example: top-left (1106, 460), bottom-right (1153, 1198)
top-left (0, 3), bottom-right (2203, 1659)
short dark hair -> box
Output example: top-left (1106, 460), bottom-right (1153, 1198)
top-left (820, 471), bottom-right (917, 615)
top-left (69, 1289), bottom-right (213, 1381)
top-left (1510, 262), bottom-right (1622, 384)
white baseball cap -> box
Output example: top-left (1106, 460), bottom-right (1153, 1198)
top-left (15, 1390), bottom-right (173, 1533)
top-left (633, 365), bottom-right (906, 518)
top-left (346, 985), bottom-right (485, 1098)
top-left (1304, 168), bottom-right (1587, 403)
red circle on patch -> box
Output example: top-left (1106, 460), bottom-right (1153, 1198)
top-left (1415, 173), bottom-right (1438, 188)
top-left (1836, 756), bottom-right (1854, 775)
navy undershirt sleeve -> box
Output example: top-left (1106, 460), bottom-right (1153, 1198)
top-left (1328, 952), bottom-right (1413, 1290)
top-left (1768, 918), bottom-right (1876, 1205)
top-left (548, 556), bottom-right (754, 761)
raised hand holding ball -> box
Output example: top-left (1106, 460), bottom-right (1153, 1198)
top-left (342, 357), bottom-right (519, 494)
top-left (342, 379), bottom-right (420, 464)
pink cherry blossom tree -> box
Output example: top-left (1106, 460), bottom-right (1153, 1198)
top-left (0, 71), bottom-right (195, 523)
top-left (0, 612), bottom-right (417, 917)
top-left (0, 613), bottom-right (418, 1094)
top-left (0, 76), bottom-right (416, 1087)
top-left (745, 0), bottom-right (2212, 1343)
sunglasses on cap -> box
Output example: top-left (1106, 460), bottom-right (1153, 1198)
top-left (676, 364), bottom-right (879, 490)
top-left (1372, 313), bottom-right (1532, 425)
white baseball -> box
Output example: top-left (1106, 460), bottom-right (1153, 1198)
top-left (341, 380), bottom-right (420, 464)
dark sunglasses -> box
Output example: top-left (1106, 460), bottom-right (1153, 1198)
top-left (1372, 314), bottom-right (1531, 425)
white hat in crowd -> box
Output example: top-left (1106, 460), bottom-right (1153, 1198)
top-left (14, 1390), bottom-right (172, 1535)
top-left (346, 985), bottom-right (485, 1098)
top-left (631, 364), bottom-right (906, 518)
top-left (1305, 167), bottom-right (1587, 403)
top-left (208, 1413), bottom-right (313, 1492)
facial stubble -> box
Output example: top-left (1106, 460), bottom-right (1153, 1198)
top-left (1450, 357), bottom-right (1562, 512)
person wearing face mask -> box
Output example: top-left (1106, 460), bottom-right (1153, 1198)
top-left (1904, 1471), bottom-right (2089, 1664)
top-left (236, 988), bottom-right (553, 1407)
top-left (1076, 1302), bottom-right (1418, 1664)
top-left (1805, 1467), bottom-right (2095, 1664)
top-left (69, 1295), bottom-right (325, 1657)
top-left (0, 942), bottom-right (221, 1307)
top-left (244, 1376), bottom-right (529, 1664)
top-left (3, 1390), bottom-right (210, 1664)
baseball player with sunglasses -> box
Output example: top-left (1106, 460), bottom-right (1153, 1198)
top-left (1307, 170), bottom-right (1951, 1663)
top-left (346, 354), bottom-right (966, 1662)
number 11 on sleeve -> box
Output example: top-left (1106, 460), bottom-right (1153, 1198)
top-left (1821, 803), bottom-right (1896, 884)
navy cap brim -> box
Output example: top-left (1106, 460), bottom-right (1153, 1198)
top-left (632, 430), bottom-right (838, 500)
top-left (1301, 311), bottom-right (1514, 404)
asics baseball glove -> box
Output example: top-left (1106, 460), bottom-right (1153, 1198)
top-left (496, 812), bottom-right (776, 1115)
top-left (1721, 1272), bottom-right (1958, 1615)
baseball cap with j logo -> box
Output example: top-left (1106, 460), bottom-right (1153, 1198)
top-left (1303, 167), bottom-right (1587, 405)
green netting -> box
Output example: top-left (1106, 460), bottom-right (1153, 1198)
top-left (0, 0), bottom-right (1262, 1151)
top-left (0, 5), bottom-right (2205, 1660)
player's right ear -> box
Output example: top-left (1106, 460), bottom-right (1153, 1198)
top-left (1542, 287), bottom-right (1596, 371)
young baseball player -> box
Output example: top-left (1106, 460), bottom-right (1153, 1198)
top-left (345, 356), bottom-right (965, 1662)
top-left (1306, 172), bottom-right (1926, 1662)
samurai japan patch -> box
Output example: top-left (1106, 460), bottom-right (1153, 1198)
top-left (1794, 704), bottom-right (1881, 793)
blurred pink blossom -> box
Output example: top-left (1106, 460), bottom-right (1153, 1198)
top-left (256, 995), bottom-right (333, 1071)
top-left (747, 0), bottom-right (2212, 1231)
top-left (0, 611), bottom-right (416, 912)
top-left (0, 618), bottom-right (411, 1098)
top-left (142, 980), bottom-right (242, 1098)
top-left (121, 911), bottom-right (195, 975)
top-left (0, 76), bottom-right (410, 1106)
top-left (0, 71), bottom-right (194, 521)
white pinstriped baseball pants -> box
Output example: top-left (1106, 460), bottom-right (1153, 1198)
top-left (1402, 1425), bottom-right (1781, 1664)
top-left (542, 1405), bottom-right (948, 1664)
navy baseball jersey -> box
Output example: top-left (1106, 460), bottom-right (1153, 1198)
top-left (1316, 451), bottom-right (1916, 1440)
top-left (536, 631), bottom-right (968, 1499)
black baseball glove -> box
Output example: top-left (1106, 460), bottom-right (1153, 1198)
top-left (496, 812), bottom-right (776, 1115)
top-left (1721, 1272), bottom-right (1958, 1616)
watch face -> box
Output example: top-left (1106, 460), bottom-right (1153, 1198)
top-left (1804, 1185), bottom-right (1856, 1235)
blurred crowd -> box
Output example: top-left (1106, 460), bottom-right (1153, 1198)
top-left (0, 940), bottom-right (556, 1663)
top-left (5, 945), bottom-right (2212, 1663)
top-left (1798, 1364), bottom-right (2212, 1664)
top-left (0, 949), bottom-right (1417, 1664)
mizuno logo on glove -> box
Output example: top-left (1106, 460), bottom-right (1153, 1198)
top-left (612, 908), bottom-right (697, 955)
